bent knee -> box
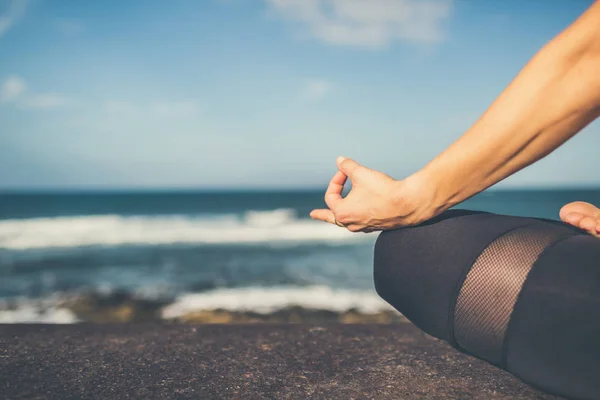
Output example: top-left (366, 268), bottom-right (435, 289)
top-left (372, 209), bottom-right (546, 339)
top-left (373, 210), bottom-right (486, 304)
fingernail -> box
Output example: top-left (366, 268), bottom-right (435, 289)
top-left (336, 156), bottom-right (346, 165)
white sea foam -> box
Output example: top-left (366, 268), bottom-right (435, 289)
top-left (0, 286), bottom-right (395, 323)
top-left (161, 285), bottom-right (395, 319)
top-left (0, 303), bottom-right (78, 324)
top-left (0, 209), bottom-right (376, 250)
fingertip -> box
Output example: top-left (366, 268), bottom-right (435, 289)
top-left (558, 205), bottom-right (570, 220)
top-left (309, 209), bottom-right (323, 219)
top-left (310, 208), bottom-right (333, 223)
top-left (329, 170), bottom-right (347, 184)
top-left (563, 212), bottom-right (582, 225)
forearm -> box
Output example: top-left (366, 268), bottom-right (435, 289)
top-left (415, 1), bottom-right (600, 214)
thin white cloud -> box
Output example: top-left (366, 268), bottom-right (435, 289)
top-left (304, 79), bottom-right (333, 100)
top-left (0, 75), bottom-right (72, 109)
top-left (21, 93), bottom-right (72, 109)
top-left (265, 0), bottom-right (452, 49)
top-left (0, 75), bottom-right (26, 102)
top-left (0, 0), bottom-right (28, 39)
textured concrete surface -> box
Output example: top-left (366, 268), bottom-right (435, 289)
top-left (0, 323), bottom-right (562, 399)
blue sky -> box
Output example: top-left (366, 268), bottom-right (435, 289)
top-left (0, 0), bottom-right (598, 189)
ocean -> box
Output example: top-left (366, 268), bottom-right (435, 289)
top-left (1, 188), bottom-right (599, 323)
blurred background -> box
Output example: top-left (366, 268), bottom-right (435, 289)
top-left (1, 0), bottom-right (599, 324)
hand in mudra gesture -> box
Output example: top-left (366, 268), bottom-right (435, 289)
top-left (310, 157), bottom-right (435, 233)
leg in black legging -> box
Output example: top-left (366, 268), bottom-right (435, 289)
top-left (374, 209), bottom-right (600, 400)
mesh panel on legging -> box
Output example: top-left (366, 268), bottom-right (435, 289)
top-left (453, 225), bottom-right (566, 365)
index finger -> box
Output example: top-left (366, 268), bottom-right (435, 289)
top-left (324, 170), bottom-right (347, 210)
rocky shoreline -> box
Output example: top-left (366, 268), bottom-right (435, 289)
top-left (1, 290), bottom-right (407, 324)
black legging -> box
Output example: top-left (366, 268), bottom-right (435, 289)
top-left (374, 210), bottom-right (600, 400)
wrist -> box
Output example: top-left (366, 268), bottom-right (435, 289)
top-left (413, 159), bottom-right (494, 216)
top-left (405, 167), bottom-right (455, 219)
top-left (392, 172), bottom-right (443, 225)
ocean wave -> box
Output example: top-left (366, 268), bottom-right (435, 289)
top-left (0, 298), bottom-right (79, 324)
top-left (0, 209), bottom-right (375, 250)
top-left (0, 285), bottom-right (396, 323)
top-left (162, 285), bottom-right (394, 319)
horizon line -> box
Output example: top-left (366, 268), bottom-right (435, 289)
top-left (1, 184), bottom-right (599, 194)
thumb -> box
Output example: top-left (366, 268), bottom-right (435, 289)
top-left (336, 156), bottom-right (362, 179)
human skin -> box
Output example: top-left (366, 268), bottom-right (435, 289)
top-left (310, 1), bottom-right (600, 237)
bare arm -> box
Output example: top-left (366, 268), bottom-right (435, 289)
top-left (415, 1), bottom-right (600, 215)
top-left (311, 1), bottom-right (600, 232)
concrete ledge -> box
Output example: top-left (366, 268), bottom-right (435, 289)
top-left (0, 323), bottom-right (562, 399)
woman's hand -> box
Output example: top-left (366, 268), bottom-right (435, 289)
top-left (310, 156), bottom-right (438, 232)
